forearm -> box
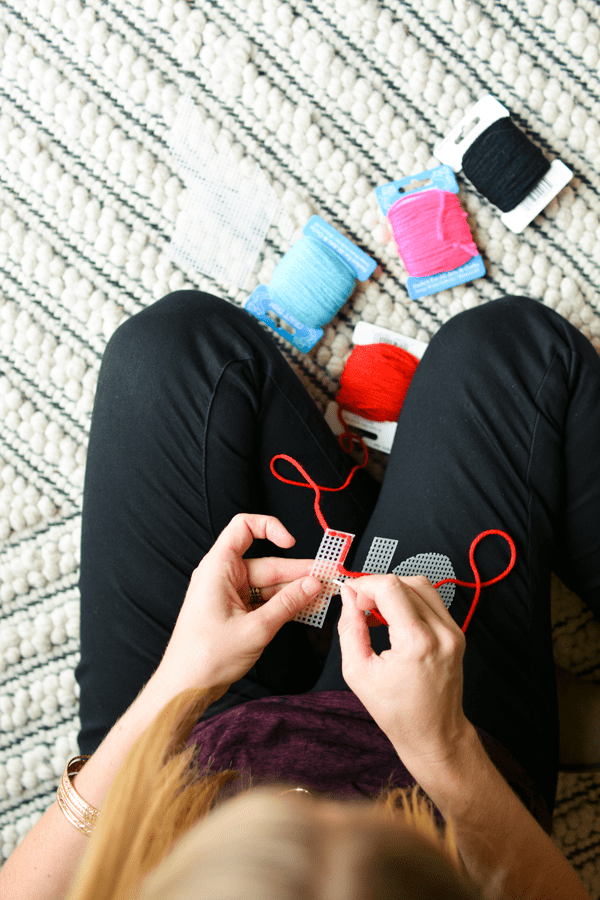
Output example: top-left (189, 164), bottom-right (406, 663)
top-left (402, 725), bottom-right (590, 900)
top-left (0, 672), bottom-right (220, 900)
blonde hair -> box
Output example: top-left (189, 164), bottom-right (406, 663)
top-left (67, 689), bottom-right (480, 900)
top-left (141, 788), bottom-right (479, 900)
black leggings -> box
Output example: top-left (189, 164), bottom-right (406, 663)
top-left (76, 292), bottom-right (600, 815)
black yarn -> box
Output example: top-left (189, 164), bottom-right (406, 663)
top-left (462, 117), bottom-right (550, 212)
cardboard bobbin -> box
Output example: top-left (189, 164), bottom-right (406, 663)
top-left (325, 321), bottom-right (428, 454)
top-left (434, 94), bottom-right (572, 234)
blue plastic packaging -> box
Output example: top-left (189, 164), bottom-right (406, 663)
top-left (244, 216), bottom-right (376, 352)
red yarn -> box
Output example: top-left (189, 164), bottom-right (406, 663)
top-left (367, 529), bottom-right (517, 633)
top-left (270, 450), bottom-right (368, 534)
top-left (270, 451), bottom-right (517, 634)
top-left (336, 343), bottom-right (420, 422)
top-left (388, 189), bottom-right (478, 277)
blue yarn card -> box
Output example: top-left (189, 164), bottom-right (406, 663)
top-left (374, 165), bottom-right (459, 216)
top-left (244, 285), bottom-right (324, 353)
top-left (244, 215), bottom-right (376, 352)
top-left (406, 254), bottom-right (486, 299)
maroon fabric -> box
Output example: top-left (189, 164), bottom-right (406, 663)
top-left (188, 690), bottom-right (551, 833)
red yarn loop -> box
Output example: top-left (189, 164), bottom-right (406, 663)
top-left (270, 451), bottom-right (517, 633)
top-left (270, 449), bottom-right (368, 534)
top-left (367, 529), bottom-right (517, 633)
top-left (336, 343), bottom-right (420, 423)
top-left (388, 189), bottom-right (478, 277)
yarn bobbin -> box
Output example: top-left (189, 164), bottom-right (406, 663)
top-left (325, 321), bottom-right (428, 454)
top-left (387, 189), bottom-right (478, 277)
top-left (244, 215), bottom-right (376, 352)
top-left (434, 94), bottom-right (572, 234)
top-left (374, 165), bottom-right (486, 299)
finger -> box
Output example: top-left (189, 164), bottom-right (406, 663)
top-left (365, 577), bottom-right (463, 659)
top-left (397, 575), bottom-right (462, 633)
top-left (213, 514), bottom-right (296, 562)
top-left (347, 575), bottom-right (426, 632)
top-left (251, 576), bottom-right (322, 637)
top-left (337, 584), bottom-right (373, 665)
top-left (245, 557), bottom-right (315, 589)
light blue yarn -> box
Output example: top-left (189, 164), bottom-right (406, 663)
top-left (270, 236), bottom-right (356, 329)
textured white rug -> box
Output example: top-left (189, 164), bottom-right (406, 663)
top-left (1, 0), bottom-right (600, 893)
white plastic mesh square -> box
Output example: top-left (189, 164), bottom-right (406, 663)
top-left (392, 552), bottom-right (456, 608)
top-left (294, 528), bottom-right (355, 628)
top-left (167, 95), bottom-right (292, 289)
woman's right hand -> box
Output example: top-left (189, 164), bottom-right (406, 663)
top-left (337, 573), bottom-right (472, 779)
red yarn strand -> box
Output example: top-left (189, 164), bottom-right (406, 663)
top-left (367, 529), bottom-right (517, 633)
top-left (272, 336), bottom-right (514, 633)
top-left (270, 449), bottom-right (368, 533)
top-left (270, 452), bottom-right (517, 633)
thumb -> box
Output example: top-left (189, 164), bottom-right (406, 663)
top-left (338, 585), bottom-right (372, 666)
top-left (257, 576), bottom-right (322, 635)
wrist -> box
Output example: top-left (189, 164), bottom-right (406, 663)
top-left (148, 662), bottom-right (228, 709)
top-left (395, 721), bottom-right (486, 817)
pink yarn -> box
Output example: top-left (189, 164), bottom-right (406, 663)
top-left (388, 189), bottom-right (478, 277)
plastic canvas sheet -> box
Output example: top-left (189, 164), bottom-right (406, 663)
top-left (294, 528), bottom-right (354, 628)
top-left (167, 95), bottom-right (292, 288)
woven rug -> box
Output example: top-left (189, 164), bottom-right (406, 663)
top-left (1, 0), bottom-right (600, 892)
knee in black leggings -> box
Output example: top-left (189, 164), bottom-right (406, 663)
top-left (433, 295), bottom-right (595, 369)
top-left (100, 291), bottom-right (235, 380)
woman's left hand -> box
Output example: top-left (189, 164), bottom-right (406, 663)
top-left (154, 513), bottom-right (321, 697)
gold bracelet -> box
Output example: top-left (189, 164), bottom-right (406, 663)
top-left (56, 756), bottom-right (99, 837)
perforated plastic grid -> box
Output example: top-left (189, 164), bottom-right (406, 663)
top-left (294, 529), bottom-right (354, 628)
top-left (167, 95), bottom-right (290, 288)
top-left (362, 537), bottom-right (398, 574)
top-left (392, 552), bottom-right (456, 608)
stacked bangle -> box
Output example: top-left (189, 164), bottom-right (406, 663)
top-left (56, 756), bottom-right (99, 836)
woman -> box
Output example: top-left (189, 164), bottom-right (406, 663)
top-left (1, 291), bottom-right (596, 899)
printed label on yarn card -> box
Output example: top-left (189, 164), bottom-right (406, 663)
top-left (352, 321), bottom-right (427, 359)
top-left (500, 160), bottom-right (573, 234)
top-left (407, 254), bottom-right (486, 299)
top-left (325, 401), bottom-right (398, 454)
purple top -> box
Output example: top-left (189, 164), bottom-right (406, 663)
top-left (188, 690), bottom-right (551, 833)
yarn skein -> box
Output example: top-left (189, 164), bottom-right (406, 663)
top-left (270, 236), bottom-right (357, 329)
top-left (461, 117), bottom-right (550, 212)
top-left (336, 343), bottom-right (420, 422)
top-left (388, 190), bottom-right (478, 277)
